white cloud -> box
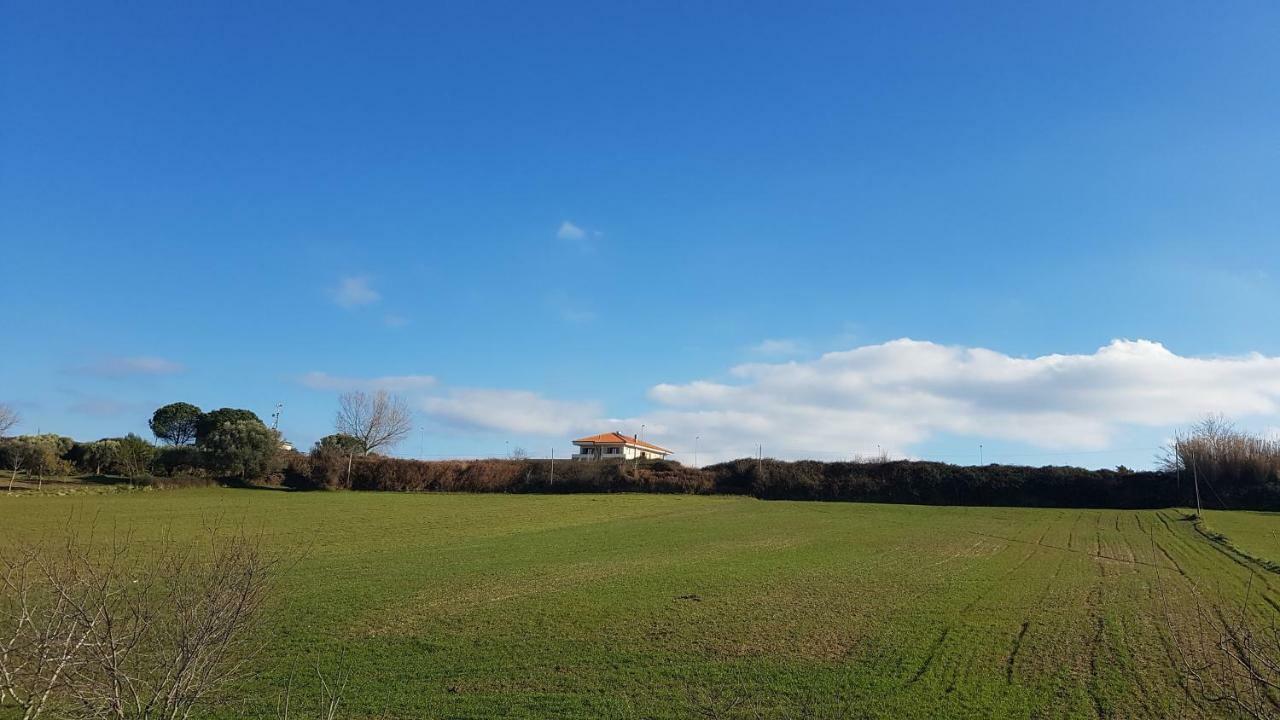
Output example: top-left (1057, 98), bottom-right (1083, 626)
top-left (555, 220), bottom-right (602, 250)
top-left (332, 276), bottom-right (380, 308)
top-left (639, 338), bottom-right (1280, 464)
top-left (75, 356), bottom-right (185, 378)
top-left (421, 389), bottom-right (602, 436)
top-left (556, 221), bottom-right (586, 241)
top-left (751, 338), bottom-right (804, 356)
top-left (295, 338), bottom-right (1280, 466)
top-left (299, 372), bottom-right (437, 392)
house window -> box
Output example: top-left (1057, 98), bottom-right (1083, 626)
top-left (606, 447), bottom-right (619, 454)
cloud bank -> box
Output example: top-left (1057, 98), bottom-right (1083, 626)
top-left (642, 339), bottom-right (1280, 461)
top-left (301, 338), bottom-right (1280, 464)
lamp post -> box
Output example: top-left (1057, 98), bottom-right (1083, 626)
top-left (694, 435), bottom-right (700, 469)
top-left (634, 424), bottom-right (646, 472)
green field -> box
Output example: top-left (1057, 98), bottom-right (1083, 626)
top-left (2, 488), bottom-right (1277, 719)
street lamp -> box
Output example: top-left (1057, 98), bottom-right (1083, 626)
top-left (634, 424), bottom-right (646, 471)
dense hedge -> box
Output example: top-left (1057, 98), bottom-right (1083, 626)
top-left (278, 453), bottom-right (1212, 509)
top-left (283, 453), bottom-right (712, 494)
top-left (706, 459), bottom-right (1181, 508)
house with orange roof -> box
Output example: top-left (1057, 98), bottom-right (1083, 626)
top-left (572, 431), bottom-right (672, 461)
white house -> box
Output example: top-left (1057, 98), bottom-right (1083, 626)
top-left (572, 432), bottom-right (672, 461)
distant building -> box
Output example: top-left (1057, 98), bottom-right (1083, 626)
top-left (572, 432), bottom-right (672, 461)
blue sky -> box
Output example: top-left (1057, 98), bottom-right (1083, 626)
top-left (3, 1), bottom-right (1279, 468)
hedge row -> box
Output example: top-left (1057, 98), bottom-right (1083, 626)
top-left (277, 453), bottom-right (1222, 509)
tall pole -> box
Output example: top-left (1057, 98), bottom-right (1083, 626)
top-left (979, 444), bottom-right (983, 465)
top-left (694, 435), bottom-right (700, 469)
top-left (419, 426), bottom-right (425, 459)
top-left (550, 448), bottom-right (555, 485)
top-left (1193, 457), bottom-right (1203, 518)
top-left (271, 403), bottom-right (283, 431)
top-left (634, 424), bottom-right (645, 473)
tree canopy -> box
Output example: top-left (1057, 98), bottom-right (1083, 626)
top-left (314, 433), bottom-right (367, 455)
top-left (202, 420), bottom-right (279, 479)
top-left (148, 402), bottom-right (203, 445)
top-left (195, 408), bottom-right (264, 445)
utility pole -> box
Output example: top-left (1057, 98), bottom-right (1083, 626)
top-left (419, 426), bottom-right (425, 459)
top-left (979, 444), bottom-right (983, 465)
top-left (271, 403), bottom-right (284, 431)
top-left (757, 444), bottom-right (763, 475)
top-left (1193, 456), bottom-right (1203, 518)
top-left (634, 424), bottom-right (646, 473)
top-left (694, 435), bottom-right (700, 469)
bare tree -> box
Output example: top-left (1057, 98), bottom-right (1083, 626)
top-left (6, 442), bottom-right (28, 492)
top-left (334, 390), bottom-right (412, 456)
top-left (0, 404), bottom-right (18, 437)
top-left (0, 527), bottom-right (276, 720)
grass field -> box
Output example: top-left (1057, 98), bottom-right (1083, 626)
top-left (2, 489), bottom-right (1277, 719)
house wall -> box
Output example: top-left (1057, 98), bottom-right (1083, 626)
top-left (573, 444), bottom-right (667, 461)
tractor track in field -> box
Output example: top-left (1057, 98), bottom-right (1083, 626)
top-left (1004, 551), bottom-right (1069, 686)
top-left (907, 539), bottom-right (1042, 689)
top-left (908, 628), bottom-right (949, 684)
top-left (1005, 620), bottom-right (1030, 684)
top-left (1085, 583), bottom-right (1107, 719)
top-left (961, 528), bottom-right (1174, 571)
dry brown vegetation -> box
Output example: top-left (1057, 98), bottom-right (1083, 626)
top-left (0, 528), bottom-right (274, 719)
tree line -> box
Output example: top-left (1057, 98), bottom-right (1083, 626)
top-left (4, 396), bottom-right (1279, 511)
top-left (0, 390), bottom-right (413, 489)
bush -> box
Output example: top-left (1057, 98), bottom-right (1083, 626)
top-left (117, 434), bottom-right (156, 479)
top-left (152, 445), bottom-right (206, 477)
top-left (202, 421), bottom-right (281, 480)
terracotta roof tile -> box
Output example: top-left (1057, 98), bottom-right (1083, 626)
top-left (573, 431), bottom-right (671, 454)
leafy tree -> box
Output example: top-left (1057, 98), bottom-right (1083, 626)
top-left (117, 433), bottom-right (156, 479)
top-left (82, 440), bottom-right (120, 476)
top-left (17, 435), bottom-right (75, 482)
top-left (202, 420), bottom-right (280, 479)
top-left (149, 402), bottom-right (203, 445)
top-left (313, 433), bottom-right (367, 455)
top-left (195, 408), bottom-right (264, 445)
top-left (2, 439), bottom-right (39, 492)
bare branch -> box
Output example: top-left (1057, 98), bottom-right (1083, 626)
top-left (0, 404), bottom-right (18, 437)
top-left (334, 391), bottom-right (412, 456)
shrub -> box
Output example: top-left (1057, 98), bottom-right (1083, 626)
top-left (116, 433), bottom-right (156, 479)
top-left (151, 445), bottom-right (206, 477)
top-left (202, 420), bottom-right (281, 480)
